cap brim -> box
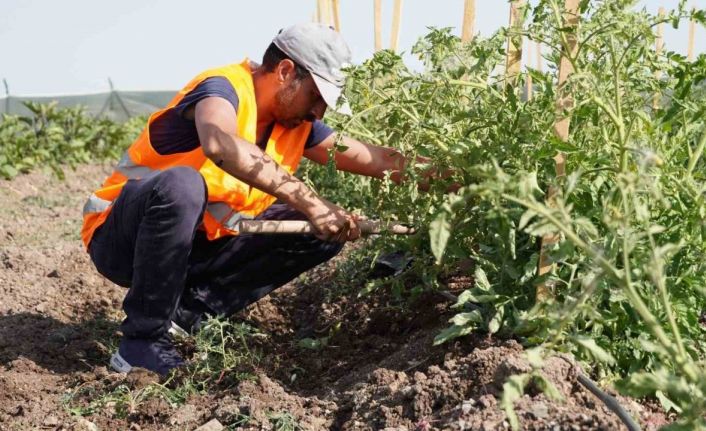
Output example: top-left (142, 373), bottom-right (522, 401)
top-left (312, 74), bottom-right (352, 116)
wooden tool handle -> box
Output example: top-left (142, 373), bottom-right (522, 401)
top-left (235, 220), bottom-right (415, 235)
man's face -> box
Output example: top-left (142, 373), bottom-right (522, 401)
top-left (272, 61), bottom-right (328, 129)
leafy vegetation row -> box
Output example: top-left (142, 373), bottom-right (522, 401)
top-left (303, 0), bottom-right (706, 428)
top-left (0, 102), bottom-right (143, 180)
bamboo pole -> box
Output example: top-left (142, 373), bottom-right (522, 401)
top-left (316, 0), bottom-right (323, 23)
top-left (390, 0), bottom-right (403, 51)
top-left (688, 6), bottom-right (696, 61)
top-left (537, 0), bottom-right (580, 300)
top-left (526, 37), bottom-right (533, 100)
top-left (461, 0), bottom-right (476, 43)
top-left (654, 7), bottom-right (665, 110)
top-left (374, 0), bottom-right (383, 51)
top-left (505, 0), bottom-right (526, 86)
top-left (322, 0), bottom-right (331, 25)
top-left (331, 0), bottom-right (341, 32)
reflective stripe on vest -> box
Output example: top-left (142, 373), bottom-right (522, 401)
top-left (207, 202), bottom-right (254, 230)
top-left (83, 193), bottom-right (113, 214)
top-left (81, 151), bottom-right (158, 216)
top-left (82, 152), bottom-right (256, 230)
top-left (116, 152), bottom-right (160, 179)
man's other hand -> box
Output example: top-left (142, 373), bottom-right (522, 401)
top-left (305, 199), bottom-right (361, 243)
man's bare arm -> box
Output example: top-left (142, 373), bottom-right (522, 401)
top-left (304, 133), bottom-right (458, 192)
top-left (303, 133), bottom-right (407, 183)
top-left (194, 97), bottom-right (360, 241)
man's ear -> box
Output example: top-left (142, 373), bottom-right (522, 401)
top-left (276, 59), bottom-right (296, 84)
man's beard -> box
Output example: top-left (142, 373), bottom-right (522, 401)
top-left (274, 85), bottom-right (305, 129)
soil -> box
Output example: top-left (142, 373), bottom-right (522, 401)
top-left (0, 164), bottom-right (670, 431)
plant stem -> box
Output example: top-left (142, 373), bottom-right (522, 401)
top-left (686, 126), bottom-right (706, 176)
top-left (608, 37), bottom-right (628, 172)
top-left (648, 234), bottom-right (688, 361)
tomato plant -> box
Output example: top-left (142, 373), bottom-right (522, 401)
top-left (304, 0), bottom-right (706, 426)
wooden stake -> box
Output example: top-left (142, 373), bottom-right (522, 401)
top-left (374, 0), bottom-right (383, 51)
top-left (322, 0), bottom-right (331, 25)
top-left (331, 0), bottom-right (342, 32)
top-left (535, 41), bottom-right (543, 72)
top-left (316, 0), bottom-right (323, 23)
top-left (688, 6), bottom-right (696, 61)
top-left (654, 7), bottom-right (665, 110)
top-left (390, 0), bottom-right (403, 51)
top-left (505, 0), bottom-right (526, 86)
top-left (537, 0), bottom-right (580, 300)
top-left (461, 0), bottom-right (476, 43)
top-left (526, 37), bottom-right (533, 101)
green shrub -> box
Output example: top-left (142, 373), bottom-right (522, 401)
top-left (0, 101), bottom-right (143, 179)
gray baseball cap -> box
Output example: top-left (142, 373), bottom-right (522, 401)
top-left (273, 23), bottom-right (352, 115)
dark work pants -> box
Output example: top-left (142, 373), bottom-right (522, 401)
top-left (88, 167), bottom-right (343, 339)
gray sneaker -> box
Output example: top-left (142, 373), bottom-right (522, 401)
top-left (109, 334), bottom-right (184, 376)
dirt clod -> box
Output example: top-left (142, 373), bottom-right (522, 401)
top-left (124, 368), bottom-right (159, 389)
top-left (169, 403), bottom-right (202, 426)
top-left (73, 418), bottom-right (99, 431)
top-left (194, 419), bottom-right (225, 431)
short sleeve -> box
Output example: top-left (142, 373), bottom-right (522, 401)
top-left (173, 76), bottom-right (239, 118)
top-left (305, 120), bottom-right (335, 149)
top-left (149, 77), bottom-right (240, 155)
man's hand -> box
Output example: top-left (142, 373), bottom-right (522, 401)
top-left (303, 199), bottom-right (361, 243)
top-left (304, 135), bottom-right (461, 193)
top-left (417, 162), bottom-right (462, 194)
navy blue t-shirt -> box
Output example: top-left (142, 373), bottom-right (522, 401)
top-left (149, 76), bottom-right (334, 155)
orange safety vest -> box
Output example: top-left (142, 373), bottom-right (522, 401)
top-left (81, 59), bottom-right (312, 248)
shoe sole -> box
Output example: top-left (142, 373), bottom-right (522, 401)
top-left (168, 321), bottom-right (190, 338)
top-left (109, 351), bottom-right (133, 373)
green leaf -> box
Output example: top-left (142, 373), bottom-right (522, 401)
top-left (573, 336), bottom-right (616, 365)
top-left (454, 288), bottom-right (500, 307)
top-left (525, 220), bottom-right (558, 237)
top-left (500, 374), bottom-right (530, 430)
top-left (488, 306), bottom-right (504, 334)
top-left (525, 347), bottom-right (544, 368)
top-left (532, 374), bottom-right (564, 401)
top-left (69, 139), bottom-right (85, 149)
top-left (297, 338), bottom-right (327, 350)
top-left (517, 171), bottom-right (543, 197)
top-left (429, 211), bottom-right (451, 264)
top-left (433, 324), bottom-right (474, 345)
top-left (0, 164), bottom-right (18, 179)
top-left (451, 310), bottom-right (483, 326)
top-left (518, 209), bottom-right (537, 230)
top-left (453, 290), bottom-right (475, 308)
top-left (655, 390), bottom-right (682, 413)
top-left (474, 267), bottom-right (491, 291)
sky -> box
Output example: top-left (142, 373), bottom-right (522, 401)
top-left (1, 0), bottom-right (704, 95)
